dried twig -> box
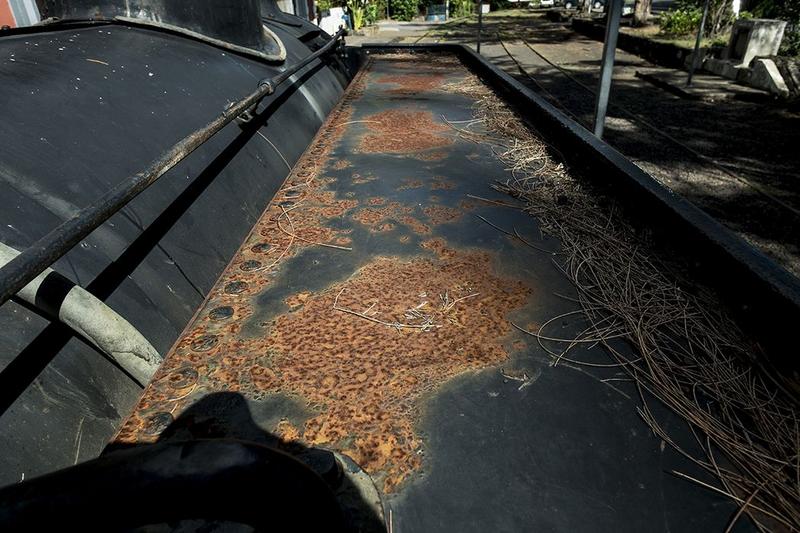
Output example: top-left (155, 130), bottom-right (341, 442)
top-left (447, 72), bottom-right (800, 529)
top-left (277, 205), bottom-right (353, 251)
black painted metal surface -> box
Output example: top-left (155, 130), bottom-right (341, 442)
top-left (0, 439), bottom-right (346, 531)
top-left (39, 0), bottom-right (282, 56)
top-left (360, 43), bottom-right (800, 388)
top-left (0, 18), bottom-right (350, 484)
top-left (0, 27), bottom-right (345, 309)
top-left (109, 53), bottom-right (753, 532)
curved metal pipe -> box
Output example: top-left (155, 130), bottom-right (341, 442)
top-left (0, 243), bottom-right (160, 386)
top-left (114, 16), bottom-right (288, 63)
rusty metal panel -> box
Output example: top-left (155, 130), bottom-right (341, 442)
top-left (113, 52), bottom-right (742, 532)
top-left (114, 53), bottom-right (535, 484)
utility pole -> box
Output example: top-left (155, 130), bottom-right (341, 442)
top-left (686, 0), bottom-right (711, 87)
top-left (592, 0), bottom-right (622, 138)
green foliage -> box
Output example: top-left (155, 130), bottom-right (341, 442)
top-left (449, 0), bottom-right (474, 18)
top-left (392, 0), bottom-right (419, 21)
top-left (346, 0), bottom-right (366, 29)
top-left (710, 34), bottom-right (729, 47)
top-left (659, 7), bottom-right (702, 36)
top-left (659, 0), bottom-right (739, 37)
top-left (365, 1), bottom-right (380, 24)
top-left (367, 0), bottom-right (388, 23)
top-left (489, 0), bottom-right (511, 10)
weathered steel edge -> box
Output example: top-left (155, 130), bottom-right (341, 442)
top-left (356, 43), bottom-right (800, 379)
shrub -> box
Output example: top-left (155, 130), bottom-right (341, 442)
top-left (365, 2), bottom-right (379, 24)
top-left (450, 0), bottom-right (474, 18)
top-left (659, 7), bottom-right (702, 36)
top-left (392, 0), bottom-right (419, 21)
top-left (672, 0), bottom-right (734, 37)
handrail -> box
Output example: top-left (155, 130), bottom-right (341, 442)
top-left (0, 29), bottom-right (346, 308)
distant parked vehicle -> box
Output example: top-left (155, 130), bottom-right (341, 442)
top-left (538, 0), bottom-right (555, 6)
top-left (579, 0), bottom-right (605, 9)
top-left (554, 0), bottom-right (577, 9)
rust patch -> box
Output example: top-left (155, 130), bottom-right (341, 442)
top-left (352, 173), bottom-right (377, 184)
top-left (351, 202), bottom-right (411, 225)
top-left (351, 202), bottom-right (435, 235)
top-left (512, 339), bottom-right (528, 352)
top-left (430, 179), bottom-right (456, 191)
top-left (332, 159), bottom-right (351, 170)
top-left (414, 149), bottom-right (449, 162)
top-left (377, 73), bottom-right (445, 95)
top-left (285, 291), bottom-right (313, 309)
top-left (358, 109), bottom-right (452, 155)
top-left (114, 59), bottom-right (373, 446)
top-left (377, 54), bottom-right (463, 71)
top-left (422, 205), bottom-right (463, 225)
top-left (367, 197), bottom-right (386, 206)
top-left (243, 243), bottom-right (530, 492)
top-left (114, 56), bottom-right (531, 499)
top-left (398, 179), bottom-right (424, 190)
top-left (397, 215), bottom-right (431, 235)
top-left (459, 198), bottom-right (482, 211)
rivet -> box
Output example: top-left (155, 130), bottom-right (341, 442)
top-left (191, 335), bottom-right (219, 352)
top-left (167, 367), bottom-right (198, 390)
top-left (209, 306), bottom-right (234, 320)
top-left (224, 281), bottom-right (249, 294)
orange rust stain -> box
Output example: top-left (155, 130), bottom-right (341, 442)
top-left (358, 109), bottom-right (452, 155)
top-left (241, 242), bottom-right (530, 492)
top-left (351, 202), bottom-right (411, 225)
top-left (459, 198), bottom-right (482, 211)
top-left (114, 58), bottom-right (373, 446)
top-left (379, 54), bottom-right (462, 71)
top-left (352, 203), bottom-right (433, 235)
top-left (276, 420), bottom-right (302, 442)
top-left (352, 173), bottom-right (377, 184)
top-left (332, 159), bottom-right (351, 170)
top-left (285, 291), bottom-right (313, 309)
top-left (114, 56), bottom-right (530, 497)
top-left (367, 197), bottom-right (386, 206)
top-left (397, 215), bottom-right (431, 235)
top-left (430, 180), bottom-right (457, 190)
top-left (512, 339), bottom-right (528, 352)
top-left (376, 73), bottom-right (446, 95)
top-left (414, 150), bottom-right (449, 162)
top-left (398, 179), bottom-right (424, 190)
top-left (422, 205), bottom-right (463, 225)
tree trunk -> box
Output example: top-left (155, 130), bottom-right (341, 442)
top-left (633, 0), bottom-right (652, 26)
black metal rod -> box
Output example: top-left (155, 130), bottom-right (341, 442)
top-left (592, 0), bottom-right (622, 138)
top-left (0, 29), bottom-right (345, 308)
top-left (477, 0), bottom-right (483, 54)
top-left (686, 0), bottom-right (711, 87)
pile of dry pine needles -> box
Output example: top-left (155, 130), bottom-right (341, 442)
top-left (445, 74), bottom-right (800, 531)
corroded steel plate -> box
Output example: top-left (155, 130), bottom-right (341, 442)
top-left (113, 53), bottom-right (743, 532)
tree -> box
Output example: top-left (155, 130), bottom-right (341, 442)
top-left (633, 0), bottom-right (652, 26)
